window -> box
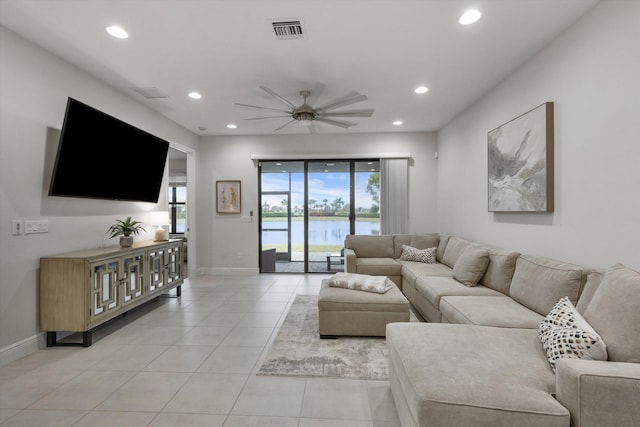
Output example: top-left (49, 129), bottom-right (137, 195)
top-left (167, 186), bottom-right (186, 234)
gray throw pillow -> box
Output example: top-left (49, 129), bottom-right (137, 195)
top-left (452, 247), bottom-right (490, 286)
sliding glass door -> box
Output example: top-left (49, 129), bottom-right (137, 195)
top-left (259, 159), bottom-right (379, 273)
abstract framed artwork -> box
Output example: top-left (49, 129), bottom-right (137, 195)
top-left (488, 102), bottom-right (554, 212)
top-left (216, 180), bottom-right (241, 214)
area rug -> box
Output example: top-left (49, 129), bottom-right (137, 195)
top-left (257, 294), bottom-right (393, 380)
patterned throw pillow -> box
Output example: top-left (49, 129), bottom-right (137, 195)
top-left (538, 297), bottom-right (608, 372)
top-left (399, 245), bottom-right (436, 263)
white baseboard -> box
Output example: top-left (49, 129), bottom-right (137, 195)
top-left (198, 267), bottom-right (260, 276)
top-left (0, 333), bottom-right (45, 367)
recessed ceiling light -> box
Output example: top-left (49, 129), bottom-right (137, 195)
top-left (188, 92), bottom-right (202, 99)
top-left (393, 120), bottom-right (403, 126)
top-left (414, 86), bottom-right (429, 94)
top-left (106, 25), bottom-right (128, 39)
top-left (227, 124), bottom-right (237, 129)
top-left (459, 9), bottom-right (481, 25)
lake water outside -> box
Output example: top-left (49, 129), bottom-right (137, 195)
top-left (262, 219), bottom-right (380, 247)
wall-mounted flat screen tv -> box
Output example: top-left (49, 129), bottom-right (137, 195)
top-left (49, 97), bottom-right (170, 203)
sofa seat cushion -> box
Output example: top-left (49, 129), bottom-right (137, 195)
top-left (440, 296), bottom-right (545, 329)
top-left (399, 260), bottom-right (453, 286)
top-left (355, 257), bottom-right (402, 277)
top-left (387, 323), bottom-right (568, 427)
top-left (416, 276), bottom-right (502, 310)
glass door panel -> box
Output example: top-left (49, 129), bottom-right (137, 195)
top-left (354, 161), bottom-right (381, 236)
top-left (308, 161), bottom-right (351, 272)
top-left (260, 161), bottom-right (305, 272)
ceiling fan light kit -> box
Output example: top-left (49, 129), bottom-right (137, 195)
top-left (235, 86), bottom-right (374, 132)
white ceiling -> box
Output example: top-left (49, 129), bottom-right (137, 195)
top-left (0, 0), bottom-right (598, 136)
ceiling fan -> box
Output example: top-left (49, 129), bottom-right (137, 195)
top-left (235, 86), bottom-right (374, 133)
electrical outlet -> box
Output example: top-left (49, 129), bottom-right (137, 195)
top-left (12, 220), bottom-right (23, 235)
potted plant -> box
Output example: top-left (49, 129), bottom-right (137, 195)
top-left (107, 216), bottom-right (145, 247)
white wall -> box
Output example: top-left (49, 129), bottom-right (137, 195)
top-left (0, 27), bottom-right (199, 359)
top-left (197, 132), bottom-right (437, 274)
top-left (436, 1), bottom-right (640, 271)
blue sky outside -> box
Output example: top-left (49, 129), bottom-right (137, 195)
top-left (262, 171), bottom-right (376, 211)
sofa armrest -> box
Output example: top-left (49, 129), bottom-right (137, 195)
top-left (555, 358), bottom-right (640, 427)
top-left (344, 248), bottom-right (357, 273)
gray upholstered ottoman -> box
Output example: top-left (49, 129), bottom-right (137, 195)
top-left (318, 279), bottom-right (410, 338)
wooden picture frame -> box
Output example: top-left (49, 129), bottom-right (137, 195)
top-left (488, 102), bottom-right (554, 212)
top-left (216, 180), bottom-right (241, 214)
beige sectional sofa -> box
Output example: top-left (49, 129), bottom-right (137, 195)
top-left (344, 234), bottom-right (640, 427)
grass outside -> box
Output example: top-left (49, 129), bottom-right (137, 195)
top-left (262, 216), bottom-right (379, 222)
top-left (262, 244), bottom-right (343, 252)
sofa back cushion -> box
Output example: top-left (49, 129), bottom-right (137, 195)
top-left (345, 234), bottom-right (394, 258)
top-left (576, 271), bottom-right (605, 314)
top-left (479, 249), bottom-right (521, 295)
top-left (436, 235), bottom-right (450, 263)
top-left (391, 234), bottom-right (439, 259)
top-left (583, 264), bottom-right (640, 363)
top-left (441, 237), bottom-right (474, 268)
top-left (509, 255), bottom-right (584, 316)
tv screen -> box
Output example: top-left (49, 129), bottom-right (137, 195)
top-left (49, 97), bottom-right (170, 203)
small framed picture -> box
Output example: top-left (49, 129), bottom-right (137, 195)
top-left (216, 180), bottom-right (241, 214)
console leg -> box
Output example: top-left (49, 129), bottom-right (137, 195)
top-left (46, 331), bottom-right (56, 347)
top-left (82, 330), bottom-right (92, 347)
top-left (176, 285), bottom-right (181, 297)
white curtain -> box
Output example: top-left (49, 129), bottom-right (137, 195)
top-left (380, 158), bottom-right (408, 234)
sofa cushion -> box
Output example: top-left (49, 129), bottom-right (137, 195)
top-left (576, 271), bottom-right (605, 314)
top-left (415, 276), bottom-right (502, 310)
top-left (355, 257), bottom-right (402, 277)
top-left (479, 249), bottom-right (521, 295)
top-left (583, 263), bottom-right (640, 363)
top-left (399, 261), bottom-right (452, 288)
top-left (345, 234), bottom-right (394, 258)
top-left (538, 297), bottom-right (607, 372)
top-left (436, 234), bottom-right (449, 263)
top-left (441, 236), bottom-right (474, 268)
top-left (387, 323), bottom-right (568, 427)
top-left (440, 295), bottom-right (545, 328)
top-left (509, 255), bottom-right (584, 316)
top-left (393, 234), bottom-right (440, 258)
top-left (452, 247), bottom-right (490, 286)
top-left (400, 245), bottom-right (436, 263)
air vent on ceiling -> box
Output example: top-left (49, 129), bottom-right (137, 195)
top-left (271, 19), bottom-right (305, 40)
top-left (131, 87), bottom-right (168, 99)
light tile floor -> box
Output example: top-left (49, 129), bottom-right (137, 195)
top-left (0, 274), bottom-right (401, 427)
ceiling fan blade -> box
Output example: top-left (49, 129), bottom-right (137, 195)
top-left (259, 86), bottom-right (297, 109)
top-left (274, 119), bottom-right (296, 132)
top-left (234, 103), bottom-right (291, 114)
top-left (318, 108), bottom-right (375, 118)
top-left (316, 92), bottom-right (368, 112)
top-left (243, 115), bottom-right (292, 120)
top-left (315, 118), bottom-right (356, 128)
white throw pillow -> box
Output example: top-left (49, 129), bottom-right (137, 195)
top-left (538, 296), bottom-right (608, 372)
top-left (399, 245), bottom-right (436, 263)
